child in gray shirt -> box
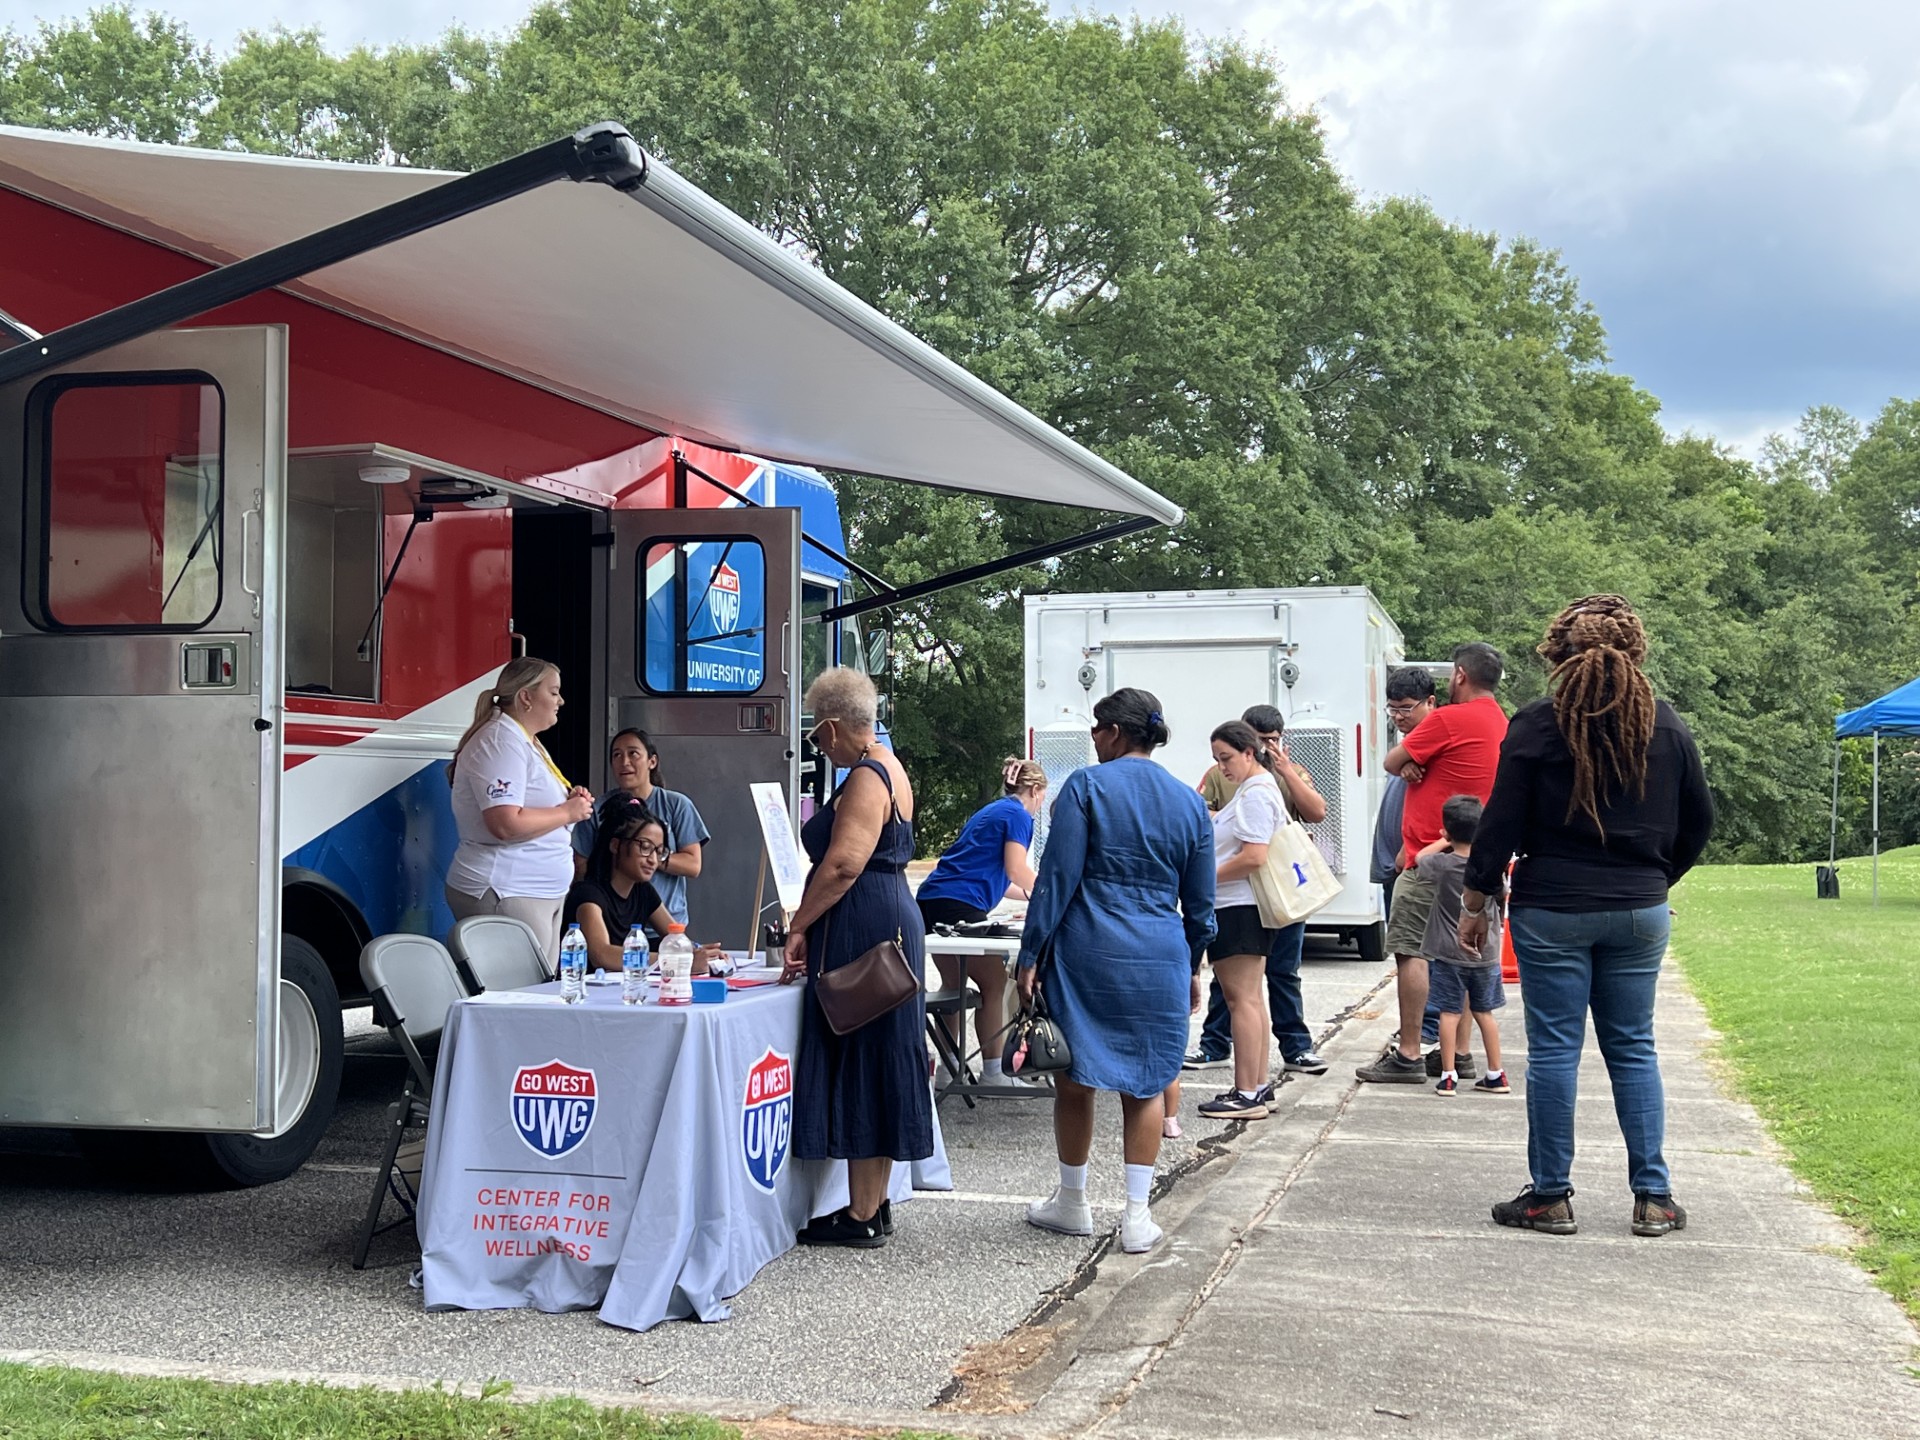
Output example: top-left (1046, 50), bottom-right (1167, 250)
top-left (1415, 795), bottom-right (1507, 1095)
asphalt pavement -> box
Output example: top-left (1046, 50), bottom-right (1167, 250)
top-left (0, 938), bottom-right (1389, 1416)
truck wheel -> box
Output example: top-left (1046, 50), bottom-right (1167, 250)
top-left (198, 936), bottom-right (344, 1186)
top-left (1357, 921), bottom-right (1388, 966)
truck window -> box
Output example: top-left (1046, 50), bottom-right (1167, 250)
top-left (36, 375), bottom-right (223, 630)
top-left (638, 536), bottom-right (767, 693)
top-left (284, 456), bottom-right (380, 699)
top-left (801, 580), bottom-right (833, 689)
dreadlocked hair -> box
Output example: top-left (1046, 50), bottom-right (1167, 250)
top-left (1537, 595), bottom-right (1656, 835)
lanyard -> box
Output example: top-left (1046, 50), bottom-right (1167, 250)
top-left (510, 717), bottom-right (570, 793)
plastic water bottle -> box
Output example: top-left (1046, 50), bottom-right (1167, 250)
top-left (621, 925), bottom-right (650, 1005)
top-left (559, 924), bottom-right (587, 1004)
top-left (658, 923), bottom-right (695, 1006)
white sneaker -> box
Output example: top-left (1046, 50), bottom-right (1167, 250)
top-left (1120, 1201), bottom-right (1163, 1253)
top-left (1026, 1187), bottom-right (1094, 1236)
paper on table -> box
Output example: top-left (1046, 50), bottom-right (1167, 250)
top-left (466, 990), bottom-right (569, 1006)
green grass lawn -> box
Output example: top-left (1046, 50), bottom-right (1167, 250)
top-left (0, 1363), bottom-right (955, 1440)
top-left (1672, 844), bottom-right (1920, 1316)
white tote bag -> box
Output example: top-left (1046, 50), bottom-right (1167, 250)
top-left (1251, 819), bottom-right (1342, 927)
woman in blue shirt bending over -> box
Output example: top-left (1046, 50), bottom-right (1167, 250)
top-left (917, 757), bottom-right (1047, 1086)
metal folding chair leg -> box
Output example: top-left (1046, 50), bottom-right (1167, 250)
top-left (353, 1081), bottom-right (426, 1269)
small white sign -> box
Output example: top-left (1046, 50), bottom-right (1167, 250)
top-left (750, 782), bottom-right (807, 914)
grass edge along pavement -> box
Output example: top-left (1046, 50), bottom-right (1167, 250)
top-left (0, 1361), bottom-right (965, 1440)
top-left (1671, 845), bottom-right (1920, 1323)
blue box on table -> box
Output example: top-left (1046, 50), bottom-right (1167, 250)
top-left (691, 977), bottom-right (727, 1004)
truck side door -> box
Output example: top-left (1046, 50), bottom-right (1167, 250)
top-left (0, 326), bottom-right (289, 1135)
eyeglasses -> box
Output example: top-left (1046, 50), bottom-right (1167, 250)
top-left (1387, 703), bottom-right (1425, 717)
top-left (805, 719), bottom-right (834, 749)
top-left (621, 840), bottom-right (669, 859)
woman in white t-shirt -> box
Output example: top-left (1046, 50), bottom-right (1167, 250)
top-left (1196, 719), bottom-right (1284, 1121)
top-left (445, 657), bottom-right (594, 963)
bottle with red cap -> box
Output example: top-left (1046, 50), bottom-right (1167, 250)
top-left (658, 923), bottom-right (695, 1006)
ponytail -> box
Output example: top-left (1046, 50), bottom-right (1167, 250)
top-left (1000, 756), bottom-right (1048, 794)
top-left (449, 657), bottom-right (556, 780)
top-left (1211, 719), bottom-right (1276, 775)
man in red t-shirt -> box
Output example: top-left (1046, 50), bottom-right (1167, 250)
top-left (1357, 642), bottom-right (1509, 1083)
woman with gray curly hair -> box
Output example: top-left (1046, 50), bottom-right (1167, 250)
top-left (780, 666), bottom-right (931, 1248)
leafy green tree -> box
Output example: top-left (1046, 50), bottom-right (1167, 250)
top-left (2, 5), bottom-right (212, 142)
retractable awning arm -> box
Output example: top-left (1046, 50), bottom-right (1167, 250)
top-left (0, 123), bottom-right (648, 387)
top-left (677, 451), bottom-right (1161, 624)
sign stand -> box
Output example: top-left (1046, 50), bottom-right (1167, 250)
top-left (749, 782), bottom-right (808, 964)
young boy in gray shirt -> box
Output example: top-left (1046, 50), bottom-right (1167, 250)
top-left (1415, 795), bottom-right (1508, 1095)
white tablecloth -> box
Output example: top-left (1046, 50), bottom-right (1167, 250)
top-left (415, 978), bottom-right (949, 1331)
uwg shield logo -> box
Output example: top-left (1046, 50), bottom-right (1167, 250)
top-left (511, 1060), bottom-right (597, 1159)
top-left (708, 561), bottom-right (742, 636)
top-left (741, 1048), bottom-right (793, 1192)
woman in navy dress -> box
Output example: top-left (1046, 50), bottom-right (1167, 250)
top-left (781, 667), bottom-right (931, 1248)
top-left (1018, 688), bottom-right (1216, 1254)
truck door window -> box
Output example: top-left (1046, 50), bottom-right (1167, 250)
top-left (801, 580), bottom-right (833, 690)
top-left (35, 376), bottom-right (223, 630)
top-left (639, 537), bottom-right (768, 693)
top-left (284, 457), bottom-right (380, 698)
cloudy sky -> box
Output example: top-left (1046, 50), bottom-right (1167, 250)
top-left (5, 0), bottom-right (1916, 454)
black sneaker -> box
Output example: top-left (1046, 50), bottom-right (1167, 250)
top-left (1492, 1185), bottom-right (1577, 1235)
top-left (1198, 1088), bottom-right (1271, 1119)
top-left (1356, 1051), bottom-right (1428, 1084)
top-left (1283, 1051), bottom-right (1329, 1075)
top-left (878, 1198), bottom-right (894, 1236)
top-left (1632, 1194), bottom-right (1687, 1237)
top-left (1183, 1049), bottom-right (1230, 1070)
top-left (1472, 1072), bottom-right (1511, 1095)
top-left (1434, 1073), bottom-right (1458, 1096)
top-left (797, 1206), bottom-right (887, 1248)
top-left (1424, 1049), bottom-right (1477, 1079)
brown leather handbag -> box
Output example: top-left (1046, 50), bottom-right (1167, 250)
top-left (812, 921), bottom-right (917, 1036)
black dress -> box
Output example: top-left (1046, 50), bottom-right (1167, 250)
top-left (794, 757), bottom-right (933, 1162)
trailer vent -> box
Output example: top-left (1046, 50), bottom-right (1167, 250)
top-left (1031, 725), bottom-right (1096, 867)
top-left (1285, 725), bottom-right (1345, 875)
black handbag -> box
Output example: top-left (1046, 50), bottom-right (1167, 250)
top-left (1004, 958), bottom-right (1072, 1077)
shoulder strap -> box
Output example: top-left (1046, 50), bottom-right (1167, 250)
top-left (836, 755), bottom-right (903, 822)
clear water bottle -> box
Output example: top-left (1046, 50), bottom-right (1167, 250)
top-left (621, 924), bottom-right (650, 1006)
top-left (558, 924), bottom-right (587, 1004)
top-left (658, 923), bottom-right (694, 1006)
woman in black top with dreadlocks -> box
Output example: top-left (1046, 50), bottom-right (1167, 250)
top-left (1459, 596), bottom-right (1714, 1240)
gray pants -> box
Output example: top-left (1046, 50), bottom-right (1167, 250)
top-left (445, 886), bottom-right (564, 968)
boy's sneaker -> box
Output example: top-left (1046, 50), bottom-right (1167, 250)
top-left (1182, 1049), bottom-right (1229, 1070)
top-left (1434, 1073), bottom-right (1459, 1096)
top-left (1356, 1051), bottom-right (1427, 1084)
top-left (1198, 1088), bottom-right (1271, 1119)
top-left (1424, 1049), bottom-right (1477, 1079)
top-left (1632, 1194), bottom-right (1688, 1237)
top-left (1492, 1185), bottom-right (1577, 1235)
top-left (1283, 1051), bottom-right (1329, 1075)
top-left (1472, 1071), bottom-right (1511, 1095)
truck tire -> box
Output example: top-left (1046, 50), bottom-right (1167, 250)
top-left (197, 936), bottom-right (345, 1186)
top-left (1357, 920), bottom-right (1388, 966)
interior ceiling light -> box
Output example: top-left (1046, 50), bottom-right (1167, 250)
top-left (357, 463), bottom-right (411, 485)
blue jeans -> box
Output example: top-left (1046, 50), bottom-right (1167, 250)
top-left (1511, 904), bottom-right (1672, 1197)
top-left (1201, 922), bottom-right (1312, 1059)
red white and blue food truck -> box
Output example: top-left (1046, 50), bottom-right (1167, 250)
top-left (0, 122), bottom-right (1180, 1184)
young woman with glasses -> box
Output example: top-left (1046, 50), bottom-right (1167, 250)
top-left (565, 808), bottom-right (723, 973)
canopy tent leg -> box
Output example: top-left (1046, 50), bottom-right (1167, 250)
top-left (1872, 732), bottom-right (1881, 906)
top-left (1828, 741), bottom-right (1842, 868)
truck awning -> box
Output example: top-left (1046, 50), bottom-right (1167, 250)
top-left (0, 124), bottom-right (1180, 525)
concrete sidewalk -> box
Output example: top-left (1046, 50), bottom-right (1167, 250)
top-left (1009, 970), bottom-right (1920, 1440)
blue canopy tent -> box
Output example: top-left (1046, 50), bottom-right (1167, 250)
top-left (1832, 676), bottom-right (1920, 902)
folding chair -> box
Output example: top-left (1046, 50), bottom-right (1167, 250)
top-left (448, 913), bottom-right (551, 994)
top-left (926, 986), bottom-right (982, 1108)
top-left (353, 934), bottom-right (466, 1269)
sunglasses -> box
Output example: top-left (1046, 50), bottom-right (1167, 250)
top-left (805, 718), bottom-right (835, 749)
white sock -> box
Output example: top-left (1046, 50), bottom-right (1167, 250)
top-left (1237, 1088), bottom-right (1260, 1101)
top-left (981, 1057), bottom-right (1004, 1078)
top-left (1059, 1161), bottom-right (1088, 1193)
top-left (1125, 1163), bottom-right (1153, 1205)
top-left (1442, 1070), bottom-right (1457, 1083)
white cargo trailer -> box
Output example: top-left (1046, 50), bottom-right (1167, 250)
top-left (1024, 587), bottom-right (1404, 963)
